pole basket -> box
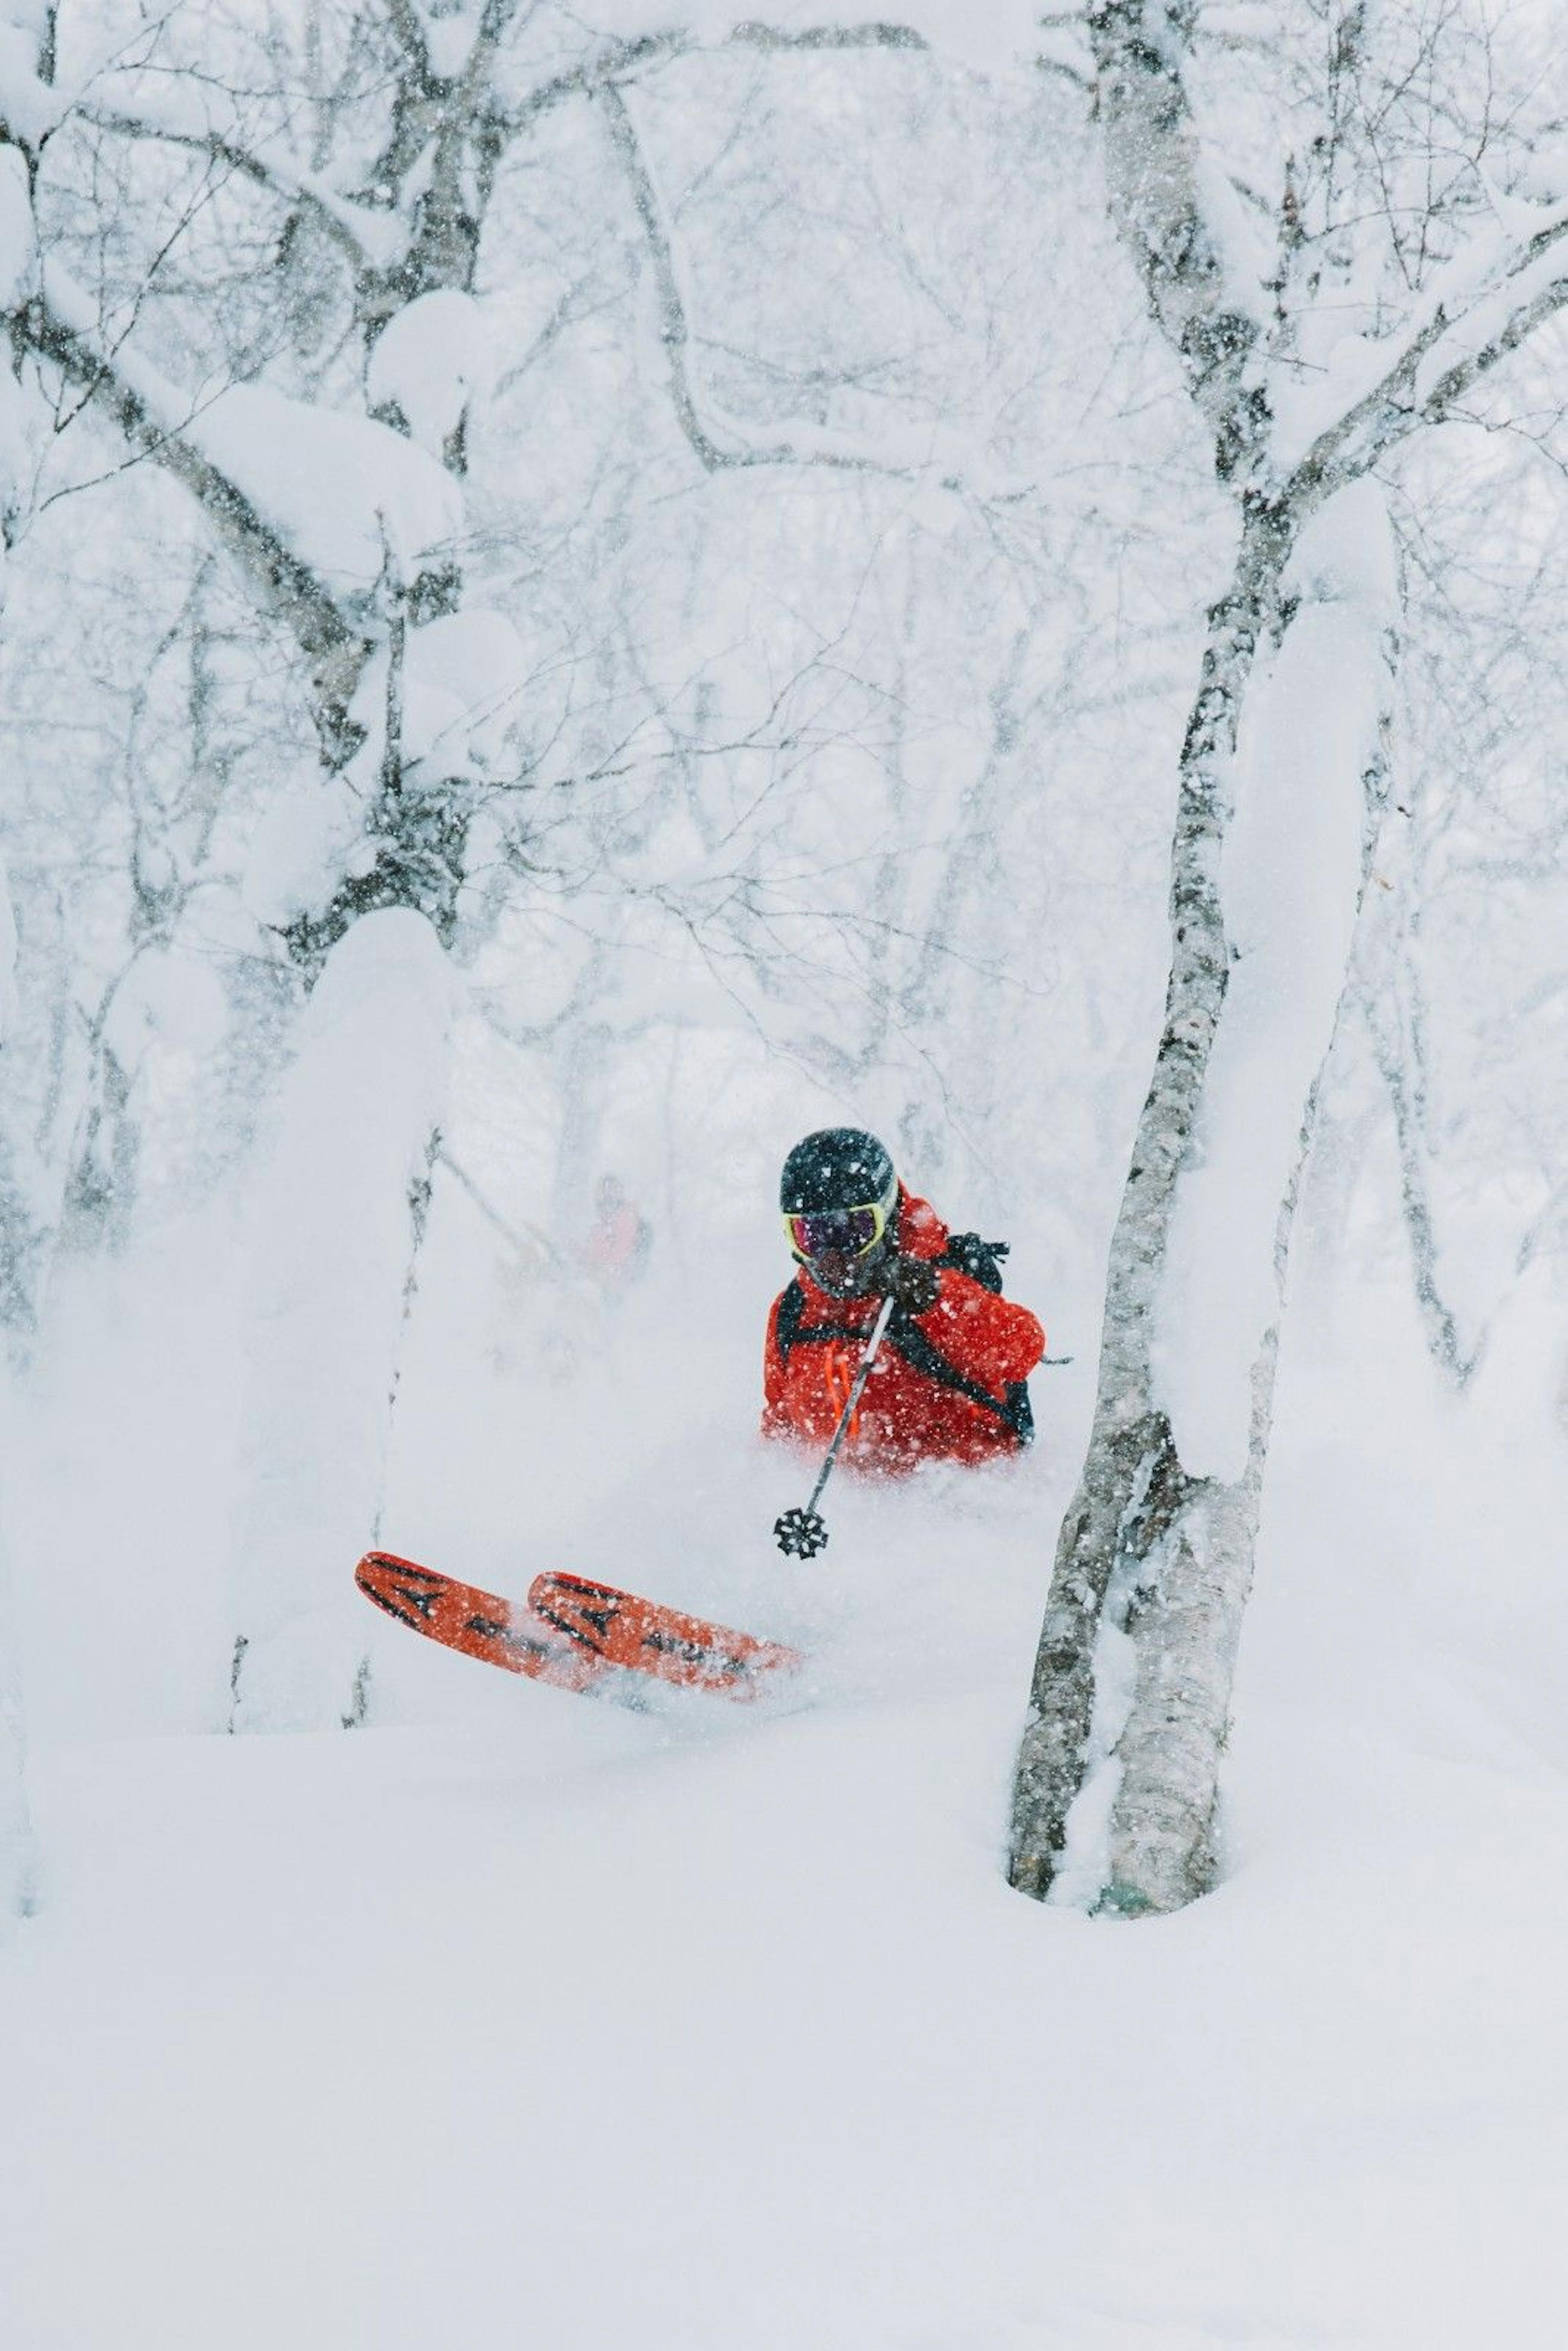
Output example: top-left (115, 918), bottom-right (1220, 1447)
top-left (774, 1506), bottom-right (829, 1558)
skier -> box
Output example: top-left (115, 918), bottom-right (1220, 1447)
top-left (762, 1128), bottom-right (1046, 1473)
top-left (578, 1174), bottom-right (652, 1294)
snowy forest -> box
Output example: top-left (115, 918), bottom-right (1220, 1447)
top-left (3, 2), bottom-right (1568, 2344)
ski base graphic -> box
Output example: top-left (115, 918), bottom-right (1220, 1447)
top-left (354, 1552), bottom-right (801, 1701)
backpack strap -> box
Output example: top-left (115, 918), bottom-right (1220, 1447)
top-left (775, 1280), bottom-right (1031, 1446)
top-left (774, 1280), bottom-right (870, 1362)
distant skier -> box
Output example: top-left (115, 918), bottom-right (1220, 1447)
top-left (762, 1128), bottom-right (1045, 1472)
top-left (579, 1174), bottom-right (652, 1295)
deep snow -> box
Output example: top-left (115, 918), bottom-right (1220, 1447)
top-left (4, 1171), bottom-right (1568, 2350)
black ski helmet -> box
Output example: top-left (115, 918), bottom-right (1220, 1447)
top-left (779, 1128), bottom-right (897, 1218)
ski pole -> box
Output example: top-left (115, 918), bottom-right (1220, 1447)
top-left (774, 1294), bottom-right (895, 1558)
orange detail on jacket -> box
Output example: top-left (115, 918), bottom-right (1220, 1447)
top-left (760, 1189), bottom-right (1045, 1473)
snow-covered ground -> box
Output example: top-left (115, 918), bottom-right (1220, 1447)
top-left (4, 1192), bottom-right (1568, 2350)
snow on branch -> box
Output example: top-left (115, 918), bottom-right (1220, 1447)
top-left (23, 268), bottom-right (470, 742)
top-left (727, 19), bottom-right (927, 51)
top-left (0, 16), bottom-right (61, 151)
top-left (33, 268), bottom-right (357, 667)
top-left (74, 11), bottom-right (936, 336)
top-left (78, 0), bottom-right (524, 309)
top-left (1278, 194), bottom-right (1568, 499)
top-left (503, 34), bottom-right (686, 132)
top-left (1086, 0), bottom-right (1270, 482)
top-left (505, 16), bottom-right (927, 132)
top-left (1150, 481), bottom-right (1401, 1481)
top-left (1087, 5), bottom-right (1568, 512)
top-left (72, 89), bottom-right (404, 276)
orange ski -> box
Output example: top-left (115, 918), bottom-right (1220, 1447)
top-left (354, 1553), bottom-right (800, 1701)
top-left (355, 1551), bottom-right (606, 1693)
top-left (527, 1570), bottom-right (801, 1695)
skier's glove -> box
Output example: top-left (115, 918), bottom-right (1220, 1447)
top-left (874, 1254), bottom-right (941, 1315)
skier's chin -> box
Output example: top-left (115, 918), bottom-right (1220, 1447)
top-left (810, 1254), bottom-right (876, 1300)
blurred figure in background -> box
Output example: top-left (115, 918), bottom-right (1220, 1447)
top-left (579, 1173), bottom-right (653, 1296)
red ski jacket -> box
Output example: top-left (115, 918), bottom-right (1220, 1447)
top-left (762, 1189), bottom-right (1045, 1472)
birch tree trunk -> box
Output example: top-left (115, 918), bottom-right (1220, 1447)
top-left (50, 12), bottom-right (531, 1727)
top-left (1357, 935), bottom-right (1480, 1390)
top-left (228, 910), bottom-right (456, 1731)
top-left (41, 6), bottom-right (944, 1730)
top-left (0, 3), bottom-right (50, 1913)
top-left (1004, 506), bottom-right (1289, 1904)
top-left (1007, 0), bottom-right (1568, 1914)
top-left (1006, 0), bottom-right (1532, 1909)
top-left (1011, 476), bottom-right (1401, 1912)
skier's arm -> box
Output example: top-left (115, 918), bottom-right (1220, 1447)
top-left (760, 1295), bottom-right (790, 1438)
top-left (912, 1274), bottom-right (1045, 1394)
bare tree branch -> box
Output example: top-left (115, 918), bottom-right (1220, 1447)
top-left (28, 269), bottom-right (370, 741)
top-left (504, 18), bottom-right (926, 134)
top-left (1285, 198), bottom-right (1568, 501)
top-left (596, 77), bottom-right (738, 474)
top-left (1360, 986), bottom-right (1483, 1388)
top-left (71, 94), bottom-right (399, 274)
top-left (728, 20), bottom-right (926, 52)
top-left (599, 73), bottom-right (1000, 487)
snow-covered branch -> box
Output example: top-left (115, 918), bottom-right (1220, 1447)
top-left (29, 268), bottom-right (373, 736)
top-left (1281, 194), bottom-right (1568, 499)
top-left (727, 19), bottom-right (926, 52)
top-left (1360, 984), bottom-right (1482, 1390)
top-left (505, 17), bottom-right (927, 134)
top-left (70, 91), bottom-right (400, 275)
top-left (1087, 4), bottom-right (1568, 518)
top-left (1086, 0), bottom-right (1269, 482)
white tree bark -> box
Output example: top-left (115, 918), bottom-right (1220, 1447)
top-left (27, 5), bottom-right (958, 1732)
top-left (1013, 481), bottom-right (1401, 1911)
top-left (0, 1), bottom-right (49, 1909)
top-left (1009, 0), bottom-right (1568, 1912)
top-left (39, 14), bottom-right (532, 1723)
top-left (228, 910), bottom-right (456, 1731)
top-left (1007, 501), bottom-right (1288, 1904)
top-left (1351, 752), bottom-right (1482, 1392)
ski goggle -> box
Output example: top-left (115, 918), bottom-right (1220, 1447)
top-left (783, 1202), bottom-right (890, 1263)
